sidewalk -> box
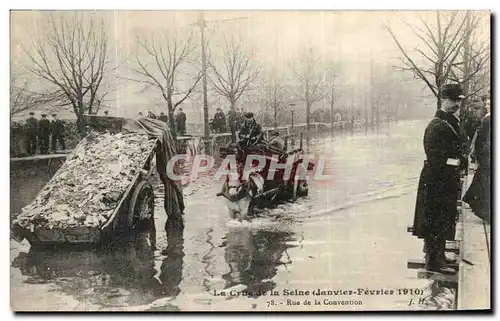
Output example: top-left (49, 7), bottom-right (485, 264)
top-left (457, 172), bottom-right (491, 310)
top-left (10, 150), bottom-right (73, 161)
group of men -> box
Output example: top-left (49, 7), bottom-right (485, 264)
top-left (210, 108), bottom-right (247, 134)
top-left (140, 109), bottom-right (187, 136)
top-left (139, 105), bottom-right (283, 151)
top-left (24, 111), bottom-right (65, 155)
top-left (412, 83), bottom-right (491, 274)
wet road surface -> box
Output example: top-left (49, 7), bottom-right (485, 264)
top-left (10, 120), bottom-right (455, 311)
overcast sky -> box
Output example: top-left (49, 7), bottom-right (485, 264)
top-left (11, 10), bottom-right (490, 120)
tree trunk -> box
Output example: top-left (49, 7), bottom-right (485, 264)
top-left (330, 100), bottom-right (334, 136)
top-left (77, 114), bottom-right (87, 138)
top-left (230, 99), bottom-right (237, 143)
top-left (306, 101), bottom-right (311, 134)
top-left (76, 102), bottom-right (87, 137)
top-left (167, 99), bottom-right (177, 140)
top-left (436, 96), bottom-right (442, 110)
top-left (395, 94), bottom-right (400, 123)
top-left (273, 104), bottom-right (277, 130)
top-left (459, 12), bottom-right (472, 172)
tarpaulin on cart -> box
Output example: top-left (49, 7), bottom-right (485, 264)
top-left (122, 117), bottom-right (185, 218)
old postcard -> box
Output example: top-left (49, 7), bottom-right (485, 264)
top-left (9, 9), bottom-right (491, 312)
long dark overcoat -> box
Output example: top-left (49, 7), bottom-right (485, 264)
top-left (412, 110), bottom-right (462, 241)
top-left (463, 113), bottom-right (491, 222)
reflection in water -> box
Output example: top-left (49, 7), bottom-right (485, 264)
top-left (221, 226), bottom-right (297, 297)
top-left (159, 216), bottom-right (185, 298)
top-left (202, 228), bottom-right (216, 292)
top-left (12, 216), bottom-right (186, 308)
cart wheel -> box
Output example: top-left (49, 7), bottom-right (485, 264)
top-left (129, 181), bottom-right (155, 229)
top-left (118, 181), bottom-right (154, 234)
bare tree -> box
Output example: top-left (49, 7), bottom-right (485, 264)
top-left (208, 35), bottom-right (260, 113)
top-left (448, 12), bottom-right (490, 100)
top-left (384, 11), bottom-right (469, 109)
top-left (324, 67), bottom-right (340, 130)
top-left (10, 69), bottom-right (67, 120)
top-left (207, 35), bottom-right (260, 142)
top-left (128, 29), bottom-right (202, 135)
top-left (22, 12), bottom-right (110, 135)
top-left (262, 73), bottom-right (286, 129)
top-left (10, 70), bottom-right (31, 119)
top-left (292, 49), bottom-right (325, 131)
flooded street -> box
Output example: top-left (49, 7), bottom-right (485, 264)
top-left (10, 120), bottom-right (455, 311)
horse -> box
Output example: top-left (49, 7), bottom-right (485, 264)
top-left (221, 163), bottom-right (265, 221)
top-left (217, 139), bottom-right (311, 221)
top-left (217, 143), bottom-right (266, 221)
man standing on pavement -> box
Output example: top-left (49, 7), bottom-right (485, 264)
top-left (227, 108), bottom-right (236, 133)
top-left (176, 108), bottom-right (187, 136)
top-left (235, 108), bottom-right (243, 131)
top-left (463, 93), bottom-right (491, 224)
top-left (412, 83), bottom-right (465, 274)
top-left (464, 99), bottom-right (487, 141)
top-left (214, 108), bottom-right (227, 133)
top-left (25, 111), bottom-right (38, 155)
top-left (159, 112), bottom-right (168, 123)
top-left (38, 113), bottom-right (51, 155)
top-left (50, 113), bottom-right (65, 153)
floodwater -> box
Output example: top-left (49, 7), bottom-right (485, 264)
top-left (10, 120), bottom-right (455, 311)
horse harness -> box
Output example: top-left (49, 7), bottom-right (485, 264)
top-left (220, 173), bottom-right (262, 202)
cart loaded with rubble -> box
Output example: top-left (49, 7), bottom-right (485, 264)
top-left (11, 118), bottom-right (184, 246)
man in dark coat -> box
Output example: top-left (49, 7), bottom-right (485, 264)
top-left (464, 99), bottom-right (487, 141)
top-left (412, 83), bottom-right (465, 274)
top-left (38, 114), bottom-right (51, 154)
top-left (464, 99), bottom-right (487, 164)
top-left (238, 112), bottom-right (263, 148)
top-left (227, 108), bottom-right (236, 133)
top-left (10, 121), bottom-right (24, 156)
top-left (176, 108), bottom-right (186, 135)
top-left (213, 108), bottom-right (226, 133)
top-left (463, 96), bottom-right (491, 224)
top-left (159, 112), bottom-right (168, 123)
top-left (235, 108), bottom-right (243, 131)
top-left (50, 113), bottom-right (65, 152)
top-left (25, 112), bottom-right (38, 155)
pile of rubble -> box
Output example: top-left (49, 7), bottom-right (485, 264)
top-left (13, 132), bottom-right (157, 231)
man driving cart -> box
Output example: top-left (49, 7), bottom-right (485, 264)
top-left (238, 112), bottom-right (264, 148)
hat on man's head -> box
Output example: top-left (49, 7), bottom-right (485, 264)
top-left (51, 113), bottom-right (57, 117)
top-left (441, 84), bottom-right (465, 100)
top-left (41, 114), bottom-right (47, 117)
top-left (29, 112), bottom-right (35, 116)
top-left (244, 112), bottom-right (254, 119)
